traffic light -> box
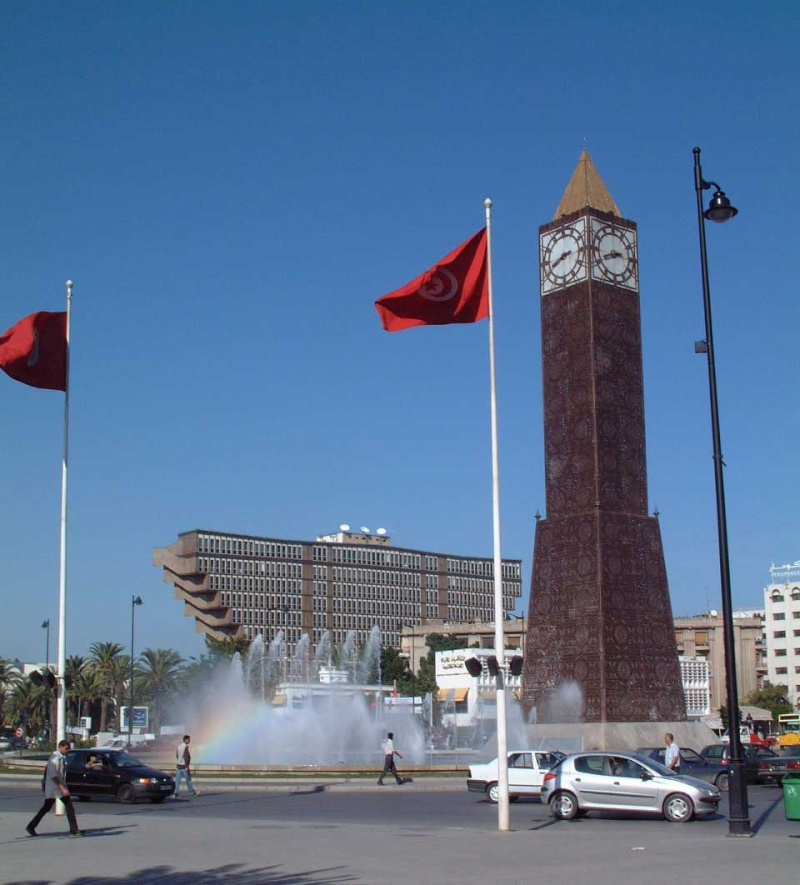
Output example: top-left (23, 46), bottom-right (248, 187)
top-left (464, 655), bottom-right (522, 678)
top-left (45, 670), bottom-right (57, 689)
top-left (465, 657), bottom-right (482, 677)
top-left (29, 671), bottom-right (43, 686)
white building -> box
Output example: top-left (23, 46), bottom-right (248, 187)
top-left (435, 648), bottom-right (522, 729)
top-left (679, 656), bottom-right (711, 719)
top-left (764, 561), bottom-right (800, 709)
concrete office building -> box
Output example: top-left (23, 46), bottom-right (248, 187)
top-left (401, 614), bottom-right (763, 722)
top-left (153, 528), bottom-right (522, 653)
top-left (673, 613), bottom-right (764, 719)
top-left (763, 561), bottom-right (800, 709)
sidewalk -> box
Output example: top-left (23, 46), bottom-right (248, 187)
top-left (2, 779), bottom-right (799, 885)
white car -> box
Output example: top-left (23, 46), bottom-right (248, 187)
top-left (467, 750), bottom-right (566, 803)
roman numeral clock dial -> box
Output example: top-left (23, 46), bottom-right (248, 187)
top-left (540, 218), bottom-right (588, 294)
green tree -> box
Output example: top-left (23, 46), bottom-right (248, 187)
top-left (136, 648), bottom-right (185, 732)
top-left (744, 684), bottom-right (793, 720)
top-left (68, 659), bottom-right (104, 732)
top-left (87, 641), bottom-right (126, 732)
top-left (380, 647), bottom-right (412, 692)
top-left (205, 635), bottom-right (251, 660)
top-left (0, 658), bottom-right (22, 730)
top-left (7, 677), bottom-right (45, 736)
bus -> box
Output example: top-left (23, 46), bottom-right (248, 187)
top-left (777, 713), bottom-right (800, 748)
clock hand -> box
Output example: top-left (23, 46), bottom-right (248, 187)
top-left (551, 249), bottom-right (572, 267)
top-left (602, 250), bottom-right (623, 259)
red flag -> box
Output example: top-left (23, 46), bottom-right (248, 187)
top-left (375, 228), bottom-right (489, 332)
top-left (0, 311), bottom-right (67, 391)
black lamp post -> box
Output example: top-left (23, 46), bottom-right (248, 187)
top-left (41, 620), bottom-right (50, 742)
top-left (693, 146), bottom-right (750, 837)
top-left (128, 596), bottom-right (143, 747)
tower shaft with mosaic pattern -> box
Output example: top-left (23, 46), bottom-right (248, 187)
top-left (521, 151), bottom-right (685, 723)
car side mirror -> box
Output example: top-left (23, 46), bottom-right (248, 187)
top-left (641, 772), bottom-right (653, 781)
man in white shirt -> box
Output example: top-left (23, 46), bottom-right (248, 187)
top-left (26, 740), bottom-right (83, 837)
top-left (377, 732), bottom-right (404, 785)
top-left (664, 732), bottom-right (681, 773)
top-left (174, 734), bottom-right (200, 798)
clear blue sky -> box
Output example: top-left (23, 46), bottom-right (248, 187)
top-left (2, 1), bottom-right (798, 665)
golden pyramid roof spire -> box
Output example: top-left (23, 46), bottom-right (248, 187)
top-left (554, 149), bottom-right (620, 219)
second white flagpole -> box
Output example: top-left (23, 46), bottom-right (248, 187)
top-left (484, 199), bottom-right (510, 832)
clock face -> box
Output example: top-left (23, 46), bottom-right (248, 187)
top-left (590, 220), bottom-right (638, 289)
top-left (540, 218), bottom-right (587, 293)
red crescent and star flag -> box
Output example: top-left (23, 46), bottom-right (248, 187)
top-left (375, 228), bottom-right (489, 332)
top-left (0, 311), bottom-right (68, 391)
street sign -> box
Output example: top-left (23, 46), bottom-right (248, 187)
top-left (120, 706), bottom-right (149, 730)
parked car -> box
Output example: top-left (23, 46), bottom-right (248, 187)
top-left (698, 743), bottom-right (795, 784)
top-left (64, 748), bottom-right (174, 804)
top-left (0, 737), bottom-right (11, 751)
top-left (467, 750), bottom-right (566, 803)
top-left (541, 751), bottom-right (721, 823)
top-left (636, 746), bottom-right (730, 791)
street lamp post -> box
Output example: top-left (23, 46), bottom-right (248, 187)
top-left (128, 596), bottom-right (143, 748)
top-left (41, 620), bottom-right (50, 742)
top-left (692, 146), bottom-right (750, 837)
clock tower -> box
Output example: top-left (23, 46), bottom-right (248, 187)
top-left (522, 150), bottom-right (686, 723)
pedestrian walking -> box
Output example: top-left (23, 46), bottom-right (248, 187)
top-left (664, 732), bottom-right (681, 773)
top-left (377, 731), bottom-right (404, 785)
top-left (174, 734), bottom-right (200, 798)
top-left (26, 740), bottom-right (83, 837)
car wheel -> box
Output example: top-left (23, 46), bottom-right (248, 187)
top-left (663, 792), bottom-right (694, 823)
top-left (487, 783), bottom-right (500, 803)
top-left (117, 784), bottom-right (136, 804)
top-left (551, 791), bottom-right (579, 820)
top-left (715, 773), bottom-right (730, 792)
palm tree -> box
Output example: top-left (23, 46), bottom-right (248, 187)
top-left (87, 642), bottom-right (125, 732)
top-left (0, 658), bottom-right (22, 730)
top-left (7, 678), bottom-right (45, 737)
top-left (136, 648), bottom-right (185, 732)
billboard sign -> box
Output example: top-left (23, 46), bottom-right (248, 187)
top-left (120, 706), bottom-right (149, 730)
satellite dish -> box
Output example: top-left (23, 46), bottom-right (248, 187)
top-left (376, 528), bottom-right (387, 535)
top-left (339, 524), bottom-right (350, 531)
top-left (360, 526), bottom-right (370, 533)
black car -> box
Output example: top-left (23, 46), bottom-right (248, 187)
top-left (636, 746), bottom-right (730, 791)
top-left (698, 743), bottom-right (792, 785)
top-left (65, 748), bottom-right (175, 804)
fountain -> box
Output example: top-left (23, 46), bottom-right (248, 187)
top-left (189, 627), bottom-right (426, 766)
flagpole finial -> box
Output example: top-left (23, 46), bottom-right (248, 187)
top-left (484, 198), bottom-right (492, 209)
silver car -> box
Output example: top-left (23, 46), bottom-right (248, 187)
top-left (540, 751), bottom-right (721, 823)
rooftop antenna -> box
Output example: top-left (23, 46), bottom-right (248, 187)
top-left (339, 524), bottom-right (350, 531)
top-left (360, 526), bottom-right (370, 534)
top-left (376, 527), bottom-right (387, 535)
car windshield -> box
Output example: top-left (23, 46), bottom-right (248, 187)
top-left (632, 755), bottom-right (677, 777)
top-left (112, 753), bottom-right (143, 768)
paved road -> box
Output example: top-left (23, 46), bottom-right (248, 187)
top-left (1, 780), bottom-right (797, 884)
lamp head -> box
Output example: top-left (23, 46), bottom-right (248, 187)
top-left (41, 620), bottom-right (49, 629)
top-left (704, 189), bottom-right (738, 223)
top-left (133, 595), bottom-right (143, 606)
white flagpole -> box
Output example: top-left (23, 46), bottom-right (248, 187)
top-left (57, 281), bottom-right (72, 743)
top-left (54, 280), bottom-right (72, 817)
top-left (484, 199), bottom-right (510, 832)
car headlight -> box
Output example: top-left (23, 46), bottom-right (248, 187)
top-left (136, 778), bottom-right (158, 785)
